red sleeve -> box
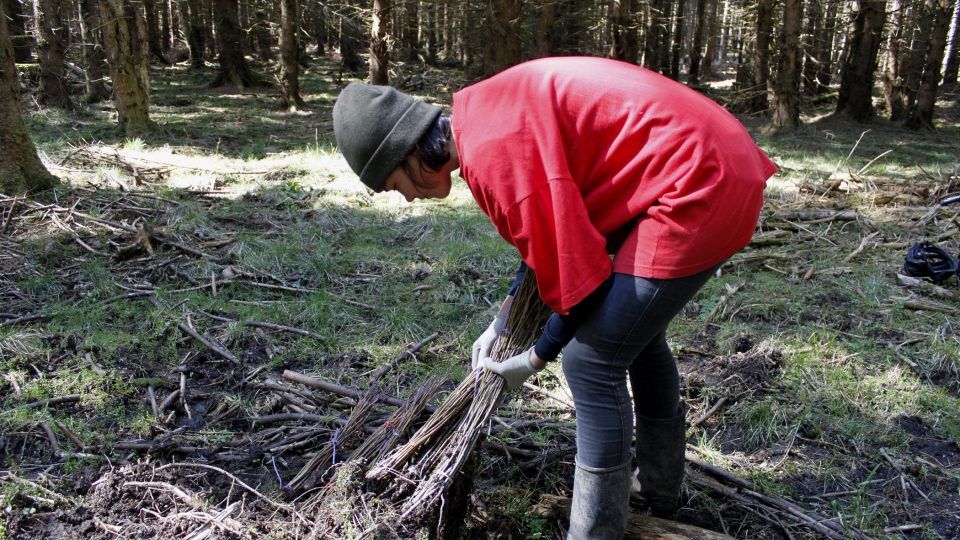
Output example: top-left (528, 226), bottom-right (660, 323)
top-left (504, 178), bottom-right (612, 315)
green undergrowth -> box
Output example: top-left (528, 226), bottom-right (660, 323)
top-left (2, 61), bottom-right (959, 538)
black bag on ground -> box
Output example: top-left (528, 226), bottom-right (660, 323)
top-left (902, 242), bottom-right (959, 284)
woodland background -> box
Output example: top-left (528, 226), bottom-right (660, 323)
top-left (1, 0), bottom-right (960, 539)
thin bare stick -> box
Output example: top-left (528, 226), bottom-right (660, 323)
top-left (368, 332), bottom-right (439, 382)
top-left (689, 396), bottom-right (729, 428)
top-left (22, 395), bottom-right (82, 408)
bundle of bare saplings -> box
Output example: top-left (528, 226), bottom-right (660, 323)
top-left (298, 270), bottom-right (551, 538)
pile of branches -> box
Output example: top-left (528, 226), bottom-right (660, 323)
top-left (302, 270), bottom-right (552, 538)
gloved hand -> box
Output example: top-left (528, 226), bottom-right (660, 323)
top-left (472, 315), bottom-right (506, 370)
top-left (481, 347), bottom-right (540, 390)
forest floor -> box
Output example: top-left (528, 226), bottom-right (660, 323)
top-left (2, 57), bottom-right (960, 540)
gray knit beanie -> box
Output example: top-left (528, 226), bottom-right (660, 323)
top-left (333, 83), bottom-right (443, 192)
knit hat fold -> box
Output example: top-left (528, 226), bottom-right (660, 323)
top-left (333, 83), bottom-right (442, 192)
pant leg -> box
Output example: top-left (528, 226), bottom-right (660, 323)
top-left (562, 266), bottom-right (718, 469)
top-left (629, 332), bottom-right (680, 419)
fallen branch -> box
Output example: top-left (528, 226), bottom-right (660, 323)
top-left (282, 370), bottom-right (436, 413)
top-left (367, 332), bottom-right (439, 383)
top-left (21, 395), bottom-right (82, 409)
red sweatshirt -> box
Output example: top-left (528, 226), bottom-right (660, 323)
top-left (452, 57), bottom-right (777, 315)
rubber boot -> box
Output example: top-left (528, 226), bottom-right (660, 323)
top-left (567, 459), bottom-right (631, 540)
top-left (634, 403), bottom-right (688, 517)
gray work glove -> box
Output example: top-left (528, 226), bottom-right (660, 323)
top-left (481, 347), bottom-right (540, 390)
top-left (472, 315), bottom-right (507, 370)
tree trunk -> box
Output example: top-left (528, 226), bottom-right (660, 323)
top-left (535, 0), bottom-right (557, 57)
top-left (403, 0), bottom-right (418, 61)
top-left (79, 0), bottom-right (111, 103)
top-left (749, 0), bottom-right (773, 114)
top-left (36, 0), bottom-right (73, 108)
top-left (836, 0), bottom-right (886, 122)
top-left (369, 0), bottom-right (389, 84)
top-left (340, 10), bottom-right (363, 73)
top-left (186, 0), bottom-right (205, 67)
top-left (279, 0), bottom-right (303, 109)
top-left (5, 0), bottom-right (32, 62)
top-left (100, 0), bottom-right (153, 136)
top-left (770, 0), bottom-right (802, 130)
top-left (942, 0), bottom-right (960, 87)
top-left (802, 0), bottom-right (822, 95)
top-left (643, 0), bottom-right (665, 71)
top-left (0, 0), bottom-right (58, 193)
top-left (883, 0), bottom-right (907, 119)
top-left (483, 0), bottom-right (521, 76)
top-left (669, 0), bottom-right (685, 79)
top-left (143, 0), bottom-right (168, 63)
top-left (160, 0), bottom-right (171, 52)
top-left (906, 0), bottom-right (952, 129)
top-left (657, 0), bottom-right (673, 73)
top-left (702, 0), bottom-right (720, 76)
top-left (253, 8), bottom-right (274, 61)
top-left (311, 2), bottom-right (327, 57)
top-left (814, 0), bottom-right (838, 91)
top-left (210, 0), bottom-right (260, 87)
top-left (423, 0), bottom-right (436, 63)
top-left (688, 0), bottom-right (707, 84)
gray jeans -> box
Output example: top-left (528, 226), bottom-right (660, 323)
top-left (561, 267), bottom-right (717, 469)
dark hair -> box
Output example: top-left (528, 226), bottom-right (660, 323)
top-left (413, 115), bottom-right (452, 171)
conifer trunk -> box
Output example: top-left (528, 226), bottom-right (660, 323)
top-left (688, 0), bottom-right (708, 84)
top-left (836, 0), bottom-right (886, 122)
top-left (280, 0), bottom-right (304, 109)
top-left (36, 0), bottom-right (73, 108)
top-left (0, 3), bottom-right (58, 193)
top-left (100, 0), bottom-right (153, 135)
top-left (369, 0), bottom-right (389, 84)
top-left (186, 0), bottom-right (205, 68)
top-left (942, 0), bottom-right (960, 87)
top-left (906, 0), bottom-right (952, 129)
top-left (770, 0), bottom-right (801, 130)
top-left (210, 0), bottom-right (260, 87)
top-left (79, 0), bottom-right (111, 103)
top-left (5, 0), bottom-right (32, 62)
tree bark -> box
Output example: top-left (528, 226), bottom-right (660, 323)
top-left (749, 0), bottom-right (773, 114)
top-left (906, 0), bottom-right (952, 129)
top-left (883, 0), bottom-right (907, 119)
top-left (801, 0), bottom-right (822, 95)
top-left (185, 0), bottom-right (205, 68)
top-left (483, 0), bottom-right (521, 76)
top-left (942, 0), bottom-right (960, 87)
top-left (669, 0), bottom-right (685, 79)
top-left (688, 0), bottom-right (707, 84)
top-left (702, 0), bottom-right (719, 76)
top-left (252, 8), bottom-right (274, 61)
top-left (403, 0), bottom-right (418, 61)
top-left (280, 0), bottom-right (304, 109)
top-left (535, 0), bottom-right (557, 57)
top-left (210, 0), bottom-right (260, 87)
top-left (143, 0), bottom-right (168, 63)
top-left (901, 1), bottom-right (933, 118)
top-left (339, 10), bottom-right (363, 73)
top-left (36, 0), bottom-right (73, 108)
top-left (814, 0), bottom-right (838, 91)
top-left (0, 0), bottom-right (58, 193)
top-left (5, 0), bottom-right (32, 62)
top-left (100, 0), bottom-right (153, 136)
top-left (159, 0), bottom-right (171, 52)
top-left (369, 0), bottom-right (389, 84)
top-left (770, 0), bottom-right (801, 130)
top-left (835, 0), bottom-right (886, 122)
top-left (79, 0), bottom-right (111, 103)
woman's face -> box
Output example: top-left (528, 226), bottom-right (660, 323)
top-left (383, 155), bottom-right (453, 202)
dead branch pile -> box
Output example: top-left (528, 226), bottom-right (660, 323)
top-left (300, 270), bottom-right (552, 538)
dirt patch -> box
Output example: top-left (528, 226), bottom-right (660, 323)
top-left (8, 464), bottom-right (288, 540)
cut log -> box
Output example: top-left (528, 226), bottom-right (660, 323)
top-left (533, 494), bottom-right (734, 540)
